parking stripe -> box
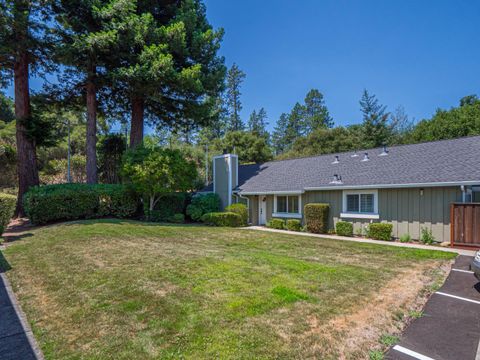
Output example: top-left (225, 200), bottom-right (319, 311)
top-left (435, 292), bottom-right (480, 305)
top-left (452, 268), bottom-right (474, 274)
top-left (393, 345), bottom-right (436, 360)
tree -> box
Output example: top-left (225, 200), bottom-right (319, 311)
top-left (272, 112), bottom-right (289, 155)
top-left (122, 146), bottom-right (198, 216)
top-left (225, 63), bottom-right (246, 131)
top-left (214, 130), bottom-right (273, 163)
top-left (247, 107), bottom-right (268, 138)
top-left (389, 105), bottom-right (413, 144)
top-left (285, 102), bottom-right (305, 144)
top-left (0, 93), bottom-right (15, 123)
top-left (359, 89), bottom-right (391, 147)
top-left (0, 0), bottom-right (52, 215)
top-left (303, 89), bottom-right (333, 132)
top-left (98, 134), bottom-right (126, 184)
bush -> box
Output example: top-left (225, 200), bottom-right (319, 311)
top-left (399, 234), bottom-right (411, 243)
top-left (24, 184), bottom-right (138, 225)
top-left (335, 221), bottom-right (353, 237)
top-left (201, 212), bottom-right (242, 227)
top-left (304, 203), bottom-right (329, 234)
top-left (186, 193), bottom-right (221, 221)
top-left (168, 213), bottom-right (185, 223)
top-left (286, 219), bottom-right (302, 231)
top-left (420, 227), bottom-right (435, 245)
top-left (0, 193), bottom-right (16, 237)
top-left (266, 218), bottom-right (285, 229)
top-left (146, 193), bottom-right (189, 222)
top-left (225, 203), bottom-right (248, 226)
top-left (367, 223), bottom-right (393, 241)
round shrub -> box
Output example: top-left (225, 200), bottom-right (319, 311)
top-left (186, 193), bottom-right (221, 221)
top-left (24, 184), bottom-right (139, 225)
top-left (286, 219), bottom-right (301, 231)
top-left (168, 213), bottom-right (185, 223)
top-left (304, 203), bottom-right (329, 234)
top-left (0, 193), bottom-right (16, 237)
top-left (335, 221), bottom-right (353, 237)
top-left (201, 212), bottom-right (242, 227)
top-left (266, 218), bottom-right (285, 229)
top-left (225, 203), bottom-right (248, 226)
top-left (367, 223), bottom-right (393, 241)
top-left (146, 193), bottom-right (189, 222)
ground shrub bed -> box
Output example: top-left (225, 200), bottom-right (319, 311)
top-left (201, 211), bottom-right (243, 227)
top-left (186, 193), bottom-right (221, 221)
top-left (286, 219), bottom-right (302, 231)
top-left (0, 193), bottom-right (16, 237)
top-left (24, 184), bottom-right (138, 225)
top-left (267, 218), bottom-right (285, 229)
top-left (368, 223), bottom-right (393, 241)
top-left (304, 203), bottom-right (329, 233)
top-left (335, 221), bottom-right (353, 236)
top-left (225, 203), bottom-right (248, 226)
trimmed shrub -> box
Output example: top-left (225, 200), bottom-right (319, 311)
top-left (399, 234), bottom-right (411, 243)
top-left (286, 219), bottom-right (302, 231)
top-left (367, 223), bottom-right (393, 241)
top-left (24, 184), bottom-right (138, 225)
top-left (304, 203), bottom-right (329, 234)
top-left (168, 213), bottom-right (185, 224)
top-left (186, 193), bottom-right (221, 221)
top-left (147, 193), bottom-right (189, 222)
top-left (225, 203), bottom-right (248, 226)
top-left (266, 218), bottom-right (285, 229)
top-left (201, 212), bottom-right (242, 227)
top-left (335, 221), bottom-right (353, 237)
top-left (420, 227), bottom-right (435, 245)
top-left (0, 193), bottom-right (16, 237)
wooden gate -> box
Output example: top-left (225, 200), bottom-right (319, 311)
top-left (450, 203), bottom-right (480, 248)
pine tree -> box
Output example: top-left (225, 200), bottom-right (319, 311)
top-left (248, 107), bottom-right (268, 138)
top-left (225, 63), bottom-right (246, 131)
top-left (304, 89), bottom-right (333, 132)
top-left (285, 102), bottom-right (305, 144)
top-left (272, 112), bottom-right (289, 155)
top-left (359, 89), bottom-right (391, 147)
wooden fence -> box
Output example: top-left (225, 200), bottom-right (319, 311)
top-left (450, 203), bottom-right (480, 248)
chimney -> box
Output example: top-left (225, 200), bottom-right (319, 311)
top-left (213, 154), bottom-right (238, 210)
top-left (362, 152), bottom-right (369, 162)
top-left (379, 145), bottom-right (388, 156)
top-left (332, 155), bottom-right (339, 164)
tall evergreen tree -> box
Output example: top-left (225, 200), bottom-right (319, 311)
top-left (285, 102), bottom-right (304, 144)
top-left (272, 112), bottom-right (289, 155)
top-left (225, 63), bottom-right (245, 131)
top-left (248, 107), bottom-right (268, 138)
top-left (359, 89), bottom-right (390, 147)
top-left (303, 89), bottom-right (333, 132)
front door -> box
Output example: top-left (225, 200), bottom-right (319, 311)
top-left (259, 196), bottom-right (267, 225)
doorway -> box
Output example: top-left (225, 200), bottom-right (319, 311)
top-left (259, 196), bottom-right (267, 225)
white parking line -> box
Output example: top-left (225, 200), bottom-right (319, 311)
top-left (435, 292), bottom-right (480, 305)
top-left (452, 268), bottom-right (474, 274)
top-left (393, 345), bottom-right (436, 360)
top-left (476, 338), bottom-right (480, 360)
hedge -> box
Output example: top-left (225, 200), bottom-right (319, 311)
top-left (266, 218), bottom-right (285, 229)
top-left (168, 213), bottom-right (185, 224)
top-left (201, 212), bottom-right (242, 227)
top-left (367, 223), bottom-right (393, 241)
top-left (24, 184), bottom-right (139, 225)
top-left (225, 203), bottom-right (248, 226)
top-left (286, 219), bottom-right (302, 231)
top-left (147, 193), bottom-right (189, 222)
top-left (0, 193), bottom-right (16, 237)
top-left (304, 203), bottom-right (329, 234)
top-left (186, 193), bottom-right (221, 221)
top-left (335, 221), bottom-right (353, 237)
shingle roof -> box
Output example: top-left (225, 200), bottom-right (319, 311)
top-left (235, 136), bottom-right (480, 193)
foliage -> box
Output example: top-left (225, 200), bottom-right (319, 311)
top-left (266, 218), bottom-right (285, 230)
top-left (24, 184), bottom-right (138, 225)
top-left (286, 219), bottom-right (302, 231)
top-left (303, 89), bottom-right (333, 131)
top-left (214, 130), bottom-right (273, 163)
top-left (225, 63), bottom-right (246, 131)
top-left (186, 193), bottom-right (221, 221)
top-left (399, 234), bottom-right (411, 243)
top-left (248, 108), bottom-right (269, 139)
top-left (420, 228), bottom-right (435, 245)
top-left (360, 89), bottom-right (391, 148)
top-left (0, 193), bottom-right (16, 237)
top-left (201, 211), bottom-right (242, 227)
top-left (335, 221), bottom-right (353, 237)
top-left (225, 203), bottom-right (248, 226)
top-left (168, 213), bottom-right (185, 223)
top-left (41, 154), bottom-right (86, 184)
top-left (146, 193), bottom-right (189, 222)
top-left (367, 223), bottom-right (393, 241)
top-left (122, 146), bottom-right (197, 215)
top-left (304, 203), bottom-right (329, 234)
top-left (0, 143), bottom-right (16, 188)
top-left (98, 134), bottom-right (126, 184)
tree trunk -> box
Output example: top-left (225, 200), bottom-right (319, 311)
top-left (14, 51), bottom-right (39, 217)
top-left (86, 66), bottom-right (97, 184)
top-left (130, 96), bottom-right (144, 148)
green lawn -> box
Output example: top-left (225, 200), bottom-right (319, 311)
top-left (1, 220), bottom-right (455, 359)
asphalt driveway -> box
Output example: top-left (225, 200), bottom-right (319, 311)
top-left (387, 255), bottom-right (480, 360)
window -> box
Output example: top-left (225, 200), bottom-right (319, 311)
top-left (342, 190), bottom-right (379, 219)
top-left (273, 194), bottom-right (302, 218)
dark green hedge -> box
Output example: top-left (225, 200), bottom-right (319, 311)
top-left (186, 193), bottom-right (221, 221)
top-left (304, 203), bottom-right (329, 234)
top-left (225, 203), bottom-right (248, 226)
top-left (24, 184), bottom-right (139, 225)
top-left (201, 212), bottom-right (242, 227)
top-left (0, 193), bottom-right (16, 237)
top-left (266, 218), bottom-right (285, 229)
top-left (147, 193), bottom-right (189, 222)
top-left (335, 221), bottom-right (353, 237)
top-left (286, 219), bottom-right (302, 231)
top-left (367, 223), bottom-right (393, 241)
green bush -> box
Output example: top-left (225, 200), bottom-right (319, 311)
top-left (367, 223), bottom-right (393, 241)
top-left (304, 203), bottom-right (329, 234)
top-left (335, 221), bottom-right (353, 237)
top-left (0, 193), bottom-right (16, 237)
top-left (286, 219), bottom-right (302, 231)
top-left (186, 193), bottom-right (221, 221)
top-left (24, 184), bottom-right (139, 225)
top-left (201, 212), bottom-right (242, 227)
top-left (168, 213), bottom-right (185, 223)
top-left (225, 203), bottom-right (248, 226)
top-left (399, 234), bottom-right (411, 243)
top-left (420, 227), bottom-right (435, 245)
top-left (266, 218), bottom-right (285, 229)
top-left (146, 193), bottom-right (189, 222)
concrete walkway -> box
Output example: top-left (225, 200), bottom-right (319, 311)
top-left (245, 226), bottom-right (477, 256)
top-left (0, 267), bottom-right (43, 359)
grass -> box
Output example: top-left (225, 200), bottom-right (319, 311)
top-left (1, 219), bottom-right (456, 359)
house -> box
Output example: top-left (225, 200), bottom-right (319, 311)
top-left (206, 136), bottom-right (480, 242)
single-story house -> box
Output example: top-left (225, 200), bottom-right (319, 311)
top-left (205, 135), bottom-right (480, 243)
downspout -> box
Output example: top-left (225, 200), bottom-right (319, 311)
top-left (461, 185), bottom-right (466, 203)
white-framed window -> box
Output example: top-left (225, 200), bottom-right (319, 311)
top-left (341, 190), bottom-right (379, 219)
top-left (273, 194), bottom-right (302, 218)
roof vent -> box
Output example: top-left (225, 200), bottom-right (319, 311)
top-left (362, 152), bottom-right (369, 162)
top-left (332, 155), bottom-right (339, 164)
top-left (351, 150), bottom-right (359, 157)
top-left (379, 145), bottom-right (388, 156)
top-left (330, 174), bottom-right (343, 184)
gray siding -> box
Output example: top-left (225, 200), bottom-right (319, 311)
top-left (214, 157), bottom-right (229, 210)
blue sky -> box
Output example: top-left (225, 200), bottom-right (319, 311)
top-left (7, 1), bottom-right (480, 133)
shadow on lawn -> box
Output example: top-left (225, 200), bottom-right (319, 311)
top-left (61, 217), bottom-right (204, 228)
